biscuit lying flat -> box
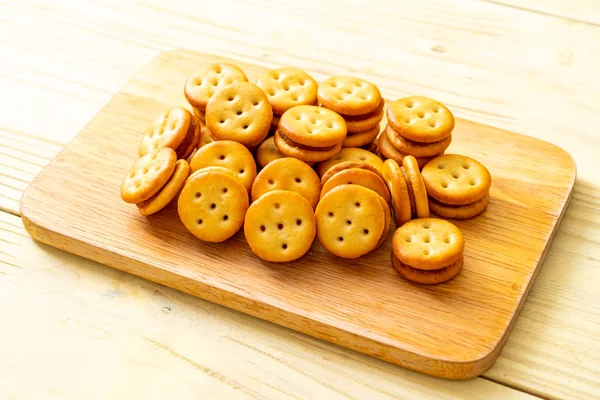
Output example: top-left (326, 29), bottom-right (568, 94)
top-left (178, 169), bottom-right (249, 243)
top-left (256, 67), bottom-right (318, 115)
top-left (245, 190), bottom-right (316, 262)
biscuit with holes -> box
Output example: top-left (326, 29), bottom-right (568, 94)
top-left (402, 155), bottom-right (429, 218)
top-left (139, 107), bottom-right (192, 156)
top-left (186, 166), bottom-right (239, 186)
top-left (316, 148), bottom-right (382, 178)
top-left (121, 148), bottom-right (177, 204)
top-left (316, 184), bottom-right (385, 259)
top-left (279, 105), bottom-right (346, 147)
top-left (176, 116), bottom-right (201, 160)
top-left (375, 194), bottom-right (391, 250)
top-left (318, 76), bottom-right (381, 116)
top-left (342, 125), bottom-right (380, 148)
top-left (378, 131), bottom-right (439, 169)
top-left (386, 96), bottom-right (454, 143)
top-left (256, 137), bottom-right (285, 168)
top-left (344, 100), bottom-right (384, 133)
top-left (274, 130), bottom-right (342, 163)
top-left (190, 140), bottom-right (257, 192)
top-left (381, 159), bottom-right (412, 227)
top-left (385, 124), bottom-right (451, 158)
top-left (185, 63), bottom-right (248, 110)
top-left (429, 192), bottom-right (489, 219)
top-left (421, 154), bottom-right (491, 206)
top-left (137, 159), bottom-right (190, 216)
top-left (206, 82), bottom-right (272, 147)
top-left (392, 254), bottom-right (463, 285)
top-left (256, 67), bottom-right (318, 115)
top-left (320, 161), bottom-right (382, 186)
top-left (245, 190), bottom-right (316, 262)
top-left (392, 218), bottom-right (464, 270)
top-left (178, 169), bottom-right (249, 242)
top-left (252, 157), bottom-right (320, 209)
top-left (320, 168), bottom-right (390, 205)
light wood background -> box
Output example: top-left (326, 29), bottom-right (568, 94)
top-left (1, 1), bottom-right (599, 399)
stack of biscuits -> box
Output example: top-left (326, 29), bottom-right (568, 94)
top-left (255, 67), bottom-right (319, 134)
top-left (318, 76), bottom-right (383, 148)
top-left (391, 218), bottom-right (465, 285)
top-left (274, 105), bottom-right (346, 163)
top-left (380, 96), bottom-right (453, 169)
top-left (421, 154), bottom-right (491, 219)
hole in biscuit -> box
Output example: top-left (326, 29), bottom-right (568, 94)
top-left (406, 101), bottom-right (414, 108)
top-left (432, 107), bottom-right (439, 113)
top-left (268, 89), bottom-right (275, 96)
top-left (195, 192), bottom-right (202, 198)
top-left (128, 171), bottom-right (135, 178)
top-left (359, 94), bottom-right (367, 100)
top-left (470, 179), bottom-right (476, 186)
top-left (452, 172), bottom-right (460, 179)
top-left (236, 110), bottom-right (243, 116)
top-left (295, 115), bottom-right (301, 120)
top-left (228, 96), bottom-right (235, 102)
top-left (282, 243), bottom-right (288, 249)
top-left (423, 222), bottom-right (431, 229)
top-left (197, 219), bottom-right (203, 225)
top-left (142, 167), bottom-right (149, 174)
top-left (260, 225), bottom-right (266, 232)
top-left (295, 177), bottom-right (301, 183)
top-left (222, 187), bottom-right (228, 193)
top-left (404, 236), bottom-right (412, 242)
top-left (328, 212), bottom-right (334, 217)
top-left (345, 88), bottom-right (352, 94)
top-left (326, 122), bottom-right (333, 129)
top-left (223, 215), bottom-right (229, 221)
top-left (462, 163), bottom-right (470, 169)
top-left (283, 84), bottom-right (290, 91)
top-left (296, 219), bottom-right (302, 226)
top-left (444, 236), bottom-right (450, 243)
top-left (441, 182), bottom-right (449, 189)
top-left (210, 203), bottom-right (216, 209)
top-left (194, 78), bottom-right (203, 86)
top-left (423, 249), bottom-right (430, 256)
top-left (220, 119), bottom-right (225, 124)
top-left (347, 181), bottom-right (352, 184)
top-left (417, 111), bottom-right (425, 118)
top-left (219, 155), bottom-right (225, 160)
top-left (292, 95), bottom-right (299, 101)
top-left (239, 169), bottom-right (245, 174)
top-left (428, 121), bottom-right (436, 128)
top-left (307, 126), bottom-right (313, 134)
top-left (331, 81), bottom-right (338, 88)
top-left (355, 202), bottom-right (361, 207)
top-left (423, 235), bottom-right (431, 243)
top-left (274, 203), bottom-right (280, 209)
top-left (437, 163), bottom-right (445, 169)
top-left (214, 65), bottom-right (222, 74)
top-left (338, 236), bottom-right (344, 242)
top-left (299, 79), bottom-right (306, 86)
top-left (309, 117), bottom-right (317, 124)
top-left (268, 179), bottom-right (274, 184)
top-left (346, 220), bottom-right (352, 225)
top-left (359, 156), bottom-right (366, 161)
top-left (336, 94), bottom-right (344, 100)
top-left (278, 223), bottom-right (283, 230)
top-left (363, 229), bottom-right (369, 234)
top-left (243, 125), bottom-right (249, 130)
top-left (253, 100), bottom-right (260, 106)
top-left (403, 118), bottom-right (411, 124)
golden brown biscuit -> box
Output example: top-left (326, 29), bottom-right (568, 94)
top-left (320, 161), bottom-right (383, 186)
top-left (256, 67), bottom-right (318, 115)
top-left (318, 76), bottom-right (381, 116)
top-left (320, 168), bottom-right (391, 206)
top-left (252, 157), bottom-right (320, 209)
top-left (386, 96), bottom-right (454, 143)
top-left (429, 192), bottom-right (489, 220)
top-left (392, 254), bottom-right (463, 285)
top-left (343, 100), bottom-right (384, 133)
top-left (198, 125), bottom-right (214, 148)
top-left (342, 125), bottom-right (380, 148)
top-left (244, 190), bottom-right (316, 262)
top-left (421, 154), bottom-right (492, 206)
top-left (176, 116), bottom-right (201, 160)
top-left (378, 131), bottom-right (438, 169)
top-left (206, 82), bottom-right (272, 147)
top-left (192, 106), bottom-right (205, 123)
top-left (392, 218), bottom-right (464, 270)
top-left (385, 124), bottom-right (452, 158)
top-left (279, 105), bottom-right (347, 147)
top-left (184, 63), bottom-right (248, 109)
top-left (190, 140), bottom-right (257, 192)
top-left (274, 130), bottom-right (342, 163)
top-left (121, 148), bottom-right (177, 204)
top-left (402, 156), bottom-right (429, 218)
top-left (256, 136), bottom-right (285, 168)
top-left (316, 148), bottom-right (382, 178)
top-left (139, 107), bottom-right (192, 156)
top-left (315, 184), bottom-right (385, 259)
top-left (374, 194), bottom-right (391, 250)
top-left (177, 169), bottom-right (249, 242)
top-left (137, 159), bottom-right (190, 216)
top-left (381, 159), bottom-right (412, 227)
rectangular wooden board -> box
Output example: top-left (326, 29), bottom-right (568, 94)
top-left (19, 50), bottom-right (576, 379)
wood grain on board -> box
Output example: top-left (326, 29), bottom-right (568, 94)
top-left (19, 50), bottom-right (575, 379)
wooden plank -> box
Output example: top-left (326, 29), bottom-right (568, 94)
top-left (19, 50), bottom-right (576, 380)
top-left (0, 212), bottom-right (536, 399)
top-left (485, 0), bottom-right (600, 26)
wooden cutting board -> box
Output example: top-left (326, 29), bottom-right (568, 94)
top-left (19, 49), bottom-right (576, 380)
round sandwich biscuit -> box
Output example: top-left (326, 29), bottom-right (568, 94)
top-left (252, 157), bottom-right (321, 209)
top-left (320, 161), bottom-right (383, 186)
top-left (206, 82), bottom-right (272, 147)
top-left (256, 67), bottom-right (318, 115)
top-left (378, 131), bottom-right (438, 169)
top-left (176, 116), bottom-right (201, 160)
top-left (342, 125), bottom-right (380, 148)
top-left (381, 159), bottom-right (412, 227)
top-left (386, 96), bottom-right (454, 143)
top-left (316, 184), bottom-right (386, 259)
top-left (392, 254), bottom-right (463, 285)
top-left (320, 168), bottom-right (391, 206)
top-left (184, 63), bottom-right (248, 109)
top-left (402, 155), bottom-right (429, 218)
top-left (139, 107), bottom-right (192, 157)
top-left (244, 190), bottom-right (316, 262)
top-left (392, 218), bottom-right (464, 270)
top-left (121, 147), bottom-right (177, 204)
top-left (178, 169), bottom-right (249, 243)
top-left (429, 192), bottom-right (489, 220)
top-left (385, 124), bottom-right (452, 158)
top-left (279, 105), bottom-right (347, 147)
top-left (375, 194), bottom-right (391, 250)
top-left (274, 130), bottom-right (342, 163)
top-left (343, 100), bottom-right (384, 133)
top-left (137, 159), bottom-right (190, 216)
top-left (318, 76), bottom-right (381, 116)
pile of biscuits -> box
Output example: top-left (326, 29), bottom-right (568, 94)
top-left (380, 96), bottom-right (453, 168)
top-left (120, 61), bottom-right (493, 285)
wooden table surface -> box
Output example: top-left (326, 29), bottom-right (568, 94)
top-left (1, 1), bottom-right (599, 399)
